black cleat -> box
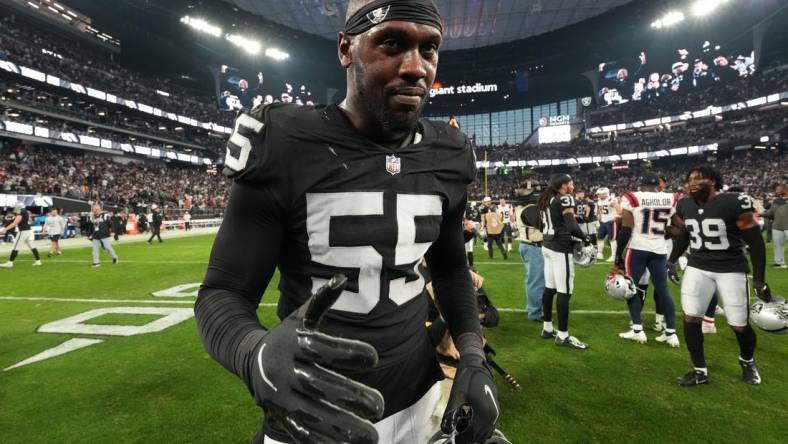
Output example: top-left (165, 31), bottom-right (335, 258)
top-left (677, 370), bottom-right (710, 386)
top-left (739, 359), bottom-right (762, 385)
top-left (112, 257), bottom-right (118, 265)
top-left (541, 329), bottom-right (556, 339)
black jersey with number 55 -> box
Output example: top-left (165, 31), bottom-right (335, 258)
top-left (204, 103), bottom-right (476, 429)
top-left (542, 194), bottom-right (576, 253)
top-left (675, 192), bottom-right (754, 273)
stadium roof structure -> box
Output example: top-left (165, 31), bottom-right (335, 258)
top-left (219, 0), bottom-right (633, 51)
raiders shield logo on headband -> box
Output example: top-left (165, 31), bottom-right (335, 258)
top-left (366, 5), bottom-right (390, 24)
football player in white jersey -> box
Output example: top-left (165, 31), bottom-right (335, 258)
top-left (613, 173), bottom-right (679, 347)
top-left (497, 198), bottom-right (516, 253)
top-left (596, 187), bottom-right (620, 261)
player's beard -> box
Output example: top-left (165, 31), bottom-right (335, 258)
top-left (690, 186), bottom-right (711, 202)
top-left (352, 63), bottom-right (422, 138)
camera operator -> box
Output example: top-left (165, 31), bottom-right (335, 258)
top-left (514, 181), bottom-right (546, 322)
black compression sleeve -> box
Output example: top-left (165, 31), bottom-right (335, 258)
top-left (426, 194), bottom-right (482, 342)
top-left (668, 228), bottom-right (690, 264)
top-left (195, 182), bottom-right (284, 390)
top-left (741, 226), bottom-right (766, 283)
top-left (615, 226), bottom-right (632, 262)
top-left (562, 212), bottom-right (587, 240)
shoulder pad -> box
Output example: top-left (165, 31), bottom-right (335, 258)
top-left (223, 106), bottom-right (267, 178)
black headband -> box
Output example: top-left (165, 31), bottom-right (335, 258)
top-left (344, 0), bottom-right (443, 36)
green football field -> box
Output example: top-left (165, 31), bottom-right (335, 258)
top-left (1, 234), bottom-right (787, 443)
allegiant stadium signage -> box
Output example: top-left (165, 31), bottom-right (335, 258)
top-left (429, 82), bottom-right (499, 98)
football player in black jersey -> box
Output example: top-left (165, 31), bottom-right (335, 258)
top-left (667, 166), bottom-right (771, 386)
top-left (538, 174), bottom-right (592, 349)
top-left (195, 1), bottom-right (500, 443)
top-left (0, 202), bottom-right (42, 268)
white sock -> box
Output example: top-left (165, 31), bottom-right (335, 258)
top-left (597, 239), bottom-right (605, 254)
top-left (694, 367), bottom-right (708, 375)
top-left (609, 241), bottom-right (617, 256)
top-left (665, 329), bottom-right (676, 335)
top-left (655, 314), bottom-right (665, 323)
top-left (739, 356), bottom-right (754, 363)
top-left (632, 324), bottom-right (643, 332)
top-left (543, 321), bottom-right (554, 332)
top-left (557, 330), bottom-right (569, 340)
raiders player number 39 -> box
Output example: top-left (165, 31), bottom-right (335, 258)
top-left (195, 1), bottom-right (502, 444)
top-left (667, 166), bottom-right (771, 386)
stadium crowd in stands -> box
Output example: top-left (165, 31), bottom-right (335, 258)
top-left (1, 85), bottom-right (226, 153)
top-left (0, 141), bottom-right (229, 210)
top-left (0, 16), bottom-right (233, 128)
top-left (587, 59), bottom-right (788, 127)
top-left (468, 149), bottom-right (786, 201)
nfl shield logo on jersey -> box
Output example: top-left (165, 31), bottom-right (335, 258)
top-left (386, 155), bottom-right (401, 175)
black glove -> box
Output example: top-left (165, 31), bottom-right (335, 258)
top-left (667, 262), bottom-right (680, 285)
top-left (441, 336), bottom-right (500, 444)
top-left (248, 275), bottom-right (384, 444)
top-left (753, 281), bottom-right (773, 303)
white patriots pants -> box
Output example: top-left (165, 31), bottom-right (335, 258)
top-left (263, 382), bottom-right (442, 444)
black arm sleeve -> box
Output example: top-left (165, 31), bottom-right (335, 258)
top-left (615, 226), bottom-right (632, 262)
top-left (741, 226), bottom-right (766, 283)
top-left (562, 212), bottom-right (587, 240)
top-left (426, 194), bottom-right (482, 343)
top-left (668, 228), bottom-right (690, 264)
top-left (195, 181), bottom-right (284, 390)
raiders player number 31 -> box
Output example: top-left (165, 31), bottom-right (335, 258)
top-left (667, 166), bottom-right (772, 386)
top-left (195, 1), bottom-right (502, 444)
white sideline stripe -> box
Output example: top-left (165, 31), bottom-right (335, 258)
top-left (13, 259), bottom-right (209, 264)
top-left (11, 259), bottom-right (612, 266)
top-left (0, 296), bottom-right (633, 314)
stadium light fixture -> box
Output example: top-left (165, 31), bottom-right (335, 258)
top-left (265, 48), bottom-right (289, 61)
top-left (26, 1), bottom-right (39, 9)
top-left (650, 11), bottom-right (685, 29)
top-left (180, 16), bottom-right (222, 37)
top-left (691, 0), bottom-right (727, 17)
top-left (225, 33), bottom-right (261, 55)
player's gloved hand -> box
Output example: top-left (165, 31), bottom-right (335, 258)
top-left (248, 274), bottom-right (384, 444)
top-left (581, 235), bottom-right (592, 246)
top-left (667, 262), bottom-right (680, 285)
top-left (753, 281), bottom-right (773, 303)
top-left (442, 335), bottom-right (500, 444)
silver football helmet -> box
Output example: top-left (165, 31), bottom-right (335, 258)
top-left (604, 273), bottom-right (638, 301)
top-left (573, 243), bottom-right (598, 268)
top-left (750, 296), bottom-right (788, 335)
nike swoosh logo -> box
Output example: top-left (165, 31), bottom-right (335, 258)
top-left (257, 343), bottom-right (277, 392)
top-left (484, 384), bottom-right (499, 423)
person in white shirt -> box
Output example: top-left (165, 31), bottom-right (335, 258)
top-left (43, 208), bottom-right (66, 257)
top-left (184, 211), bottom-right (192, 231)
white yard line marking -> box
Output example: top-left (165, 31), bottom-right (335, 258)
top-left (12, 259), bottom-right (210, 264)
top-left (0, 296), bottom-right (634, 314)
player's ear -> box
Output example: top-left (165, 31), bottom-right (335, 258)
top-left (338, 32), bottom-right (353, 69)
